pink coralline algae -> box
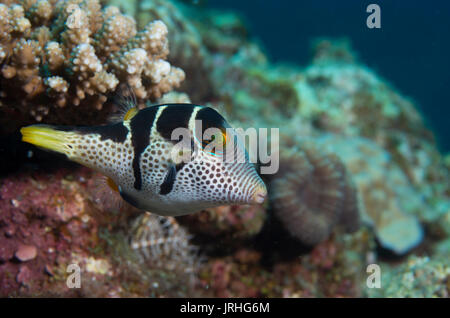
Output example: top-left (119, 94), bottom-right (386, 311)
top-left (0, 167), bottom-right (100, 296)
top-left (15, 244), bottom-right (38, 262)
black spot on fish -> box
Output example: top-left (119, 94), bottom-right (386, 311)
top-left (130, 106), bottom-right (159, 190)
top-left (160, 163), bottom-right (177, 195)
top-left (156, 104), bottom-right (197, 143)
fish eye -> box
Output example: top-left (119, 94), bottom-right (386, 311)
top-left (202, 130), bottom-right (227, 156)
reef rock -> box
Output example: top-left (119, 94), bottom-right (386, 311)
top-left (314, 134), bottom-right (425, 254)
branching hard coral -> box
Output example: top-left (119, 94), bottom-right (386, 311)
top-left (128, 0), bottom-right (214, 101)
top-left (156, 91), bottom-right (191, 104)
top-left (269, 143), bottom-right (360, 246)
top-left (0, 0), bottom-right (185, 134)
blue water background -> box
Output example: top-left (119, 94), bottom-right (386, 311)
top-left (206, 0), bottom-right (450, 152)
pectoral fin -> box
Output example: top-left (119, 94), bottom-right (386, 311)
top-left (159, 163), bottom-right (177, 195)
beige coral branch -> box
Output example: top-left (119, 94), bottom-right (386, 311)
top-left (0, 0), bottom-right (185, 132)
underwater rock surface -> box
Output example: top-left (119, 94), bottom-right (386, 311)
top-left (0, 0), bottom-right (449, 297)
top-left (314, 134), bottom-right (425, 255)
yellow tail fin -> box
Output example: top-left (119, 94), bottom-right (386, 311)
top-left (20, 125), bottom-right (72, 155)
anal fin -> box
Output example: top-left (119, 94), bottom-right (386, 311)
top-left (106, 177), bottom-right (119, 193)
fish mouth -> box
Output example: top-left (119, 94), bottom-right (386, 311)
top-left (250, 184), bottom-right (267, 204)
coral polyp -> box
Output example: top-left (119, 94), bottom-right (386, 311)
top-left (270, 143), bottom-right (360, 245)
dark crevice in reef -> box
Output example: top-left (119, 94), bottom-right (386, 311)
top-left (253, 210), bottom-right (314, 269)
top-left (182, 209), bottom-right (314, 268)
top-left (374, 241), bottom-right (410, 263)
top-left (0, 93), bottom-right (123, 178)
top-left (186, 229), bottom-right (255, 258)
top-left (0, 130), bottom-right (77, 178)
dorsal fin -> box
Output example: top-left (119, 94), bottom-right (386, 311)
top-left (108, 85), bottom-right (139, 123)
top-left (123, 107), bottom-right (139, 121)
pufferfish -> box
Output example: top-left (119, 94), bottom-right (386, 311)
top-left (20, 103), bottom-right (267, 216)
